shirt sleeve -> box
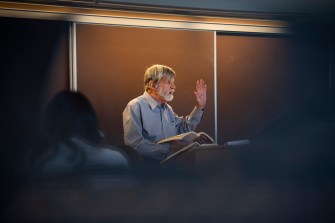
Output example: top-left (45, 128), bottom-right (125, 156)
top-left (122, 102), bottom-right (169, 159)
top-left (175, 106), bottom-right (204, 134)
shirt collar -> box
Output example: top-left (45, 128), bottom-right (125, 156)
top-left (143, 91), bottom-right (160, 110)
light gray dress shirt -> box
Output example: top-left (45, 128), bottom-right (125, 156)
top-left (123, 91), bottom-right (204, 160)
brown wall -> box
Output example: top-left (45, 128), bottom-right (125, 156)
top-left (76, 24), bottom-right (215, 145)
top-left (76, 24), bottom-right (330, 145)
top-left (216, 33), bottom-right (329, 144)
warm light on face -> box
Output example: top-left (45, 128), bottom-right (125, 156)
top-left (157, 76), bottom-right (175, 102)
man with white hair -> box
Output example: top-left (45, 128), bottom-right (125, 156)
top-left (122, 64), bottom-right (207, 161)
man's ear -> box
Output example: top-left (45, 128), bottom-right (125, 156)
top-left (148, 80), bottom-right (157, 90)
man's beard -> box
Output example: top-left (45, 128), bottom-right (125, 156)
top-left (158, 87), bottom-right (174, 101)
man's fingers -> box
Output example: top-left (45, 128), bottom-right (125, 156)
top-left (196, 79), bottom-right (207, 92)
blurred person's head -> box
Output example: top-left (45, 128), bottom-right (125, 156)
top-left (43, 90), bottom-right (102, 144)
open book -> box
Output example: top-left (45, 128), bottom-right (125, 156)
top-left (158, 131), bottom-right (215, 144)
top-left (158, 132), bottom-right (217, 164)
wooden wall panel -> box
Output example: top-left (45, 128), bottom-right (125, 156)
top-left (217, 35), bottom-right (304, 143)
top-left (217, 33), bottom-right (329, 144)
top-left (76, 24), bottom-right (215, 145)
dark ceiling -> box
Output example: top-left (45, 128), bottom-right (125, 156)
top-left (6, 0), bottom-right (335, 23)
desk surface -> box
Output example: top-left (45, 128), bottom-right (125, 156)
top-left (164, 144), bottom-right (251, 169)
top-left (193, 144), bottom-right (250, 166)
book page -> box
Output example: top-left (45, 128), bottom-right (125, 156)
top-left (160, 142), bottom-right (200, 164)
top-left (199, 132), bottom-right (215, 143)
top-left (158, 132), bottom-right (198, 144)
